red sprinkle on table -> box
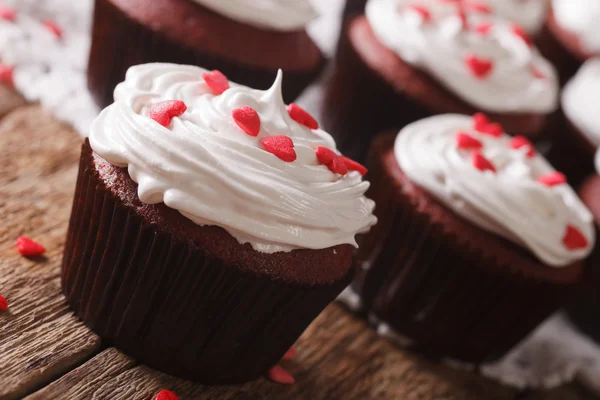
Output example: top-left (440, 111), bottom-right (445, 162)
top-left (148, 100), bottom-right (187, 128)
top-left (538, 172), bottom-right (567, 187)
top-left (233, 106), bottom-right (261, 136)
top-left (471, 152), bottom-right (496, 173)
top-left (43, 20), bottom-right (62, 39)
top-left (316, 147), bottom-right (348, 175)
top-left (154, 390), bottom-right (179, 400)
top-left (512, 24), bottom-right (532, 47)
top-left (0, 64), bottom-right (14, 86)
top-left (456, 131), bottom-right (483, 150)
top-left (261, 135), bottom-right (297, 162)
top-left (563, 225), bottom-right (588, 251)
top-left (464, 1), bottom-right (491, 13)
top-left (287, 103), bottom-right (319, 130)
top-left (0, 294), bottom-right (8, 311)
top-left (342, 156), bottom-right (368, 176)
top-left (474, 22), bottom-right (493, 35)
top-left (472, 113), bottom-right (502, 137)
top-left (17, 236), bottom-right (45, 257)
top-left (0, 5), bottom-right (16, 22)
top-left (465, 54), bottom-right (493, 79)
top-left (509, 136), bottom-right (535, 158)
top-left (282, 347), bottom-right (297, 361)
top-left (203, 70), bottom-right (229, 95)
top-left (407, 5), bottom-right (431, 22)
top-left (267, 366), bottom-right (295, 385)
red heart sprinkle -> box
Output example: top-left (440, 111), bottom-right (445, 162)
top-left (456, 131), bottom-right (483, 150)
top-left (457, 9), bottom-right (468, 30)
top-left (407, 5), bottom-right (431, 21)
top-left (465, 1), bottom-right (491, 13)
top-left (465, 54), bottom-right (493, 79)
top-left (531, 65), bottom-right (545, 79)
top-left (148, 100), bottom-right (187, 127)
top-left (43, 20), bottom-right (62, 39)
top-left (342, 156), bottom-right (368, 175)
top-left (282, 347), bottom-right (297, 361)
top-left (316, 147), bottom-right (348, 175)
top-left (233, 106), bottom-right (261, 137)
top-left (0, 294), bottom-right (8, 311)
top-left (472, 112), bottom-right (503, 137)
top-left (471, 152), bottom-right (496, 173)
top-left (562, 225), bottom-right (588, 251)
top-left (474, 22), bottom-right (494, 35)
top-left (267, 366), bottom-right (295, 385)
top-left (0, 64), bottom-right (14, 86)
top-left (287, 103), bottom-right (319, 130)
top-left (155, 390), bottom-right (179, 400)
top-left (538, 172), bottom-right (567, 187)
top-left (202, 70), bottom-right (229, 95)
top-left (261, 135), bottom-right (297, 162)
top-left (0, 5), bottom-right (16, 22)
top-left (316, 146), bottom-right (337, 165)
top-left (17, 236), bottom-right (45, 257)
top-left (512, 24), bottom-right (532, 47)
top-left (509, 135), bottom-right (535, 158)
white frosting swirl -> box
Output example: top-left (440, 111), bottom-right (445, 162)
top-left (486, 0), bottom-right (548, 35)
top-left (89, 63), bottom-right (377, 253)
top-left (552, 0), bottom-right (600, 54)
top-left (365, 0), bottom-right (558, 113)
top-left (562, 58), bottom-right (600, 148)
top-left (191, 0), bottom-right (317, 32)
top-left (395, 114), bottom-right (594, 267)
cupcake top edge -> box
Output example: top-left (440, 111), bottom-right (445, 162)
top-left (552, 0), bottom-right (600, 55)
top-left (89, 63), bottom-right (377, 254)
top-left (190, 0), bottom-right (318, 32)
top-left (394, 113), bottom-right (595, 267)
top-left (562, 58), bottom-right (600, 147)
top-left (365, 0), bottom-right (558, 114)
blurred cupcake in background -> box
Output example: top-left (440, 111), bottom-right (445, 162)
top-left (324, 0), bottom-right (558, 163)
top-left (87, 0), bottom-right (326, 108)
top-left (353, 113), bottom-right (594, 363)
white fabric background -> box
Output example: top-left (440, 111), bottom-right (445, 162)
top-left (3, 0), bottom-right (599, 394)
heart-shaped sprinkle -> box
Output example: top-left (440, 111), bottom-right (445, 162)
top-left (233, 106), bottom-right (261, 136)
top-left (261, 135), bottom-right (297, 162)
top-left (472, 113), bottom-right (503, 137)
top-left (282, 347), bottom-right (297, 361)
top-left (0, 294), bottom-right (8, 311)
top-left (316, 146), bottom-right (348, 175)
top-left (456, 131), bottom-right (483, 150)
top-left (148, 100), bottom-right (187, 127)
top-left (17, 236), bottom-right (45, 257)
top-left (287, 103), bottom-right (319, 130)
top-left (563, 225), bottom-right (588, 251)
top-left (43, 20), bottom-right (62, 39)
top-left (474, 22), bottom-right (493, 35)
top-left (0, 64), bottom-right (14, 86)
top-left (267, 366), bottom-right (295, 385)
top-left (512, 24), bottom-right (532, 47)
top-left (407, 5), bottom-right (431, 21)
top-left (342, 156), bottom-right (368, 175)
top-left (509, 135), bottom-right (535, 158)
top-left (202, 70), bottom-right (229, 95)
top-left (471, 152), bottom-right (496, 173)
top-left (531, 65), bottom-right (545, 79)
top-left (465, 1), bottom-right (491, 13)
top-left (155, 390), bottom-right (179, 400)
top-left (0, 5), bottom-right (16, 22)
top-left (538, 172), bottom-right (566, 187)
top-left (465, 55), bottom-right (493, 79)
top-left (457, 9), bottom-right (467, 30)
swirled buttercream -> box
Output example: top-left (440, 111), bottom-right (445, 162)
top-left (486, 0), bottom-right (548, 35)
top-left (552, 0), bottom-right (600, 54)
top-left (89, 63), bottom-right (377, 253)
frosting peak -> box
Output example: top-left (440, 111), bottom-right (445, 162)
top-left (365, 0), bottom-right (558, 114)
top-left (191, 0), bottom-right (318, 32)
top-left (395, 114), bottom-right (594, 267)
top-left (89, 63), bottom-right (377, 253)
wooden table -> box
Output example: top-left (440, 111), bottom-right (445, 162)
top-left (0, 86), bottom-right (596, 400)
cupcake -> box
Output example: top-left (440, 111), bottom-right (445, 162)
top-left (540, 0), bottom-right (600, 83)
top-left (353, 113), bottom-right (594, 363)
top-left (62, 63), bottom-right (377, 383)
top-left (546, 59), bottom-right (600, 186)
top-left (87, 0), bottom-right (325, 108)
top-left (324, 0), bottom-right (559, 163)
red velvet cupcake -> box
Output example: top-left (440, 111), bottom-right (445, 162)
top-left (352, 113), bottom-right (594, 363)
top-left (324, 0), bottom-right (559, 162)
top-left (87, 0), bottom-right (325, 108)
top-left (63, 63), bottom-right (376, 383)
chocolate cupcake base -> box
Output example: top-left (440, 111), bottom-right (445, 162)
top-left (61, 141), bottom-right (353, 384)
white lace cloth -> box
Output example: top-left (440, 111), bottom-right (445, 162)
top-left (2, 0), bottom-right (600, 395)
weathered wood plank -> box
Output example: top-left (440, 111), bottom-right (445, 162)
top-left (0, 105), bottom-right (101, 400)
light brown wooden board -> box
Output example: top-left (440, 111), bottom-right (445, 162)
top-left (0, 91), bottom-right (596, 399)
